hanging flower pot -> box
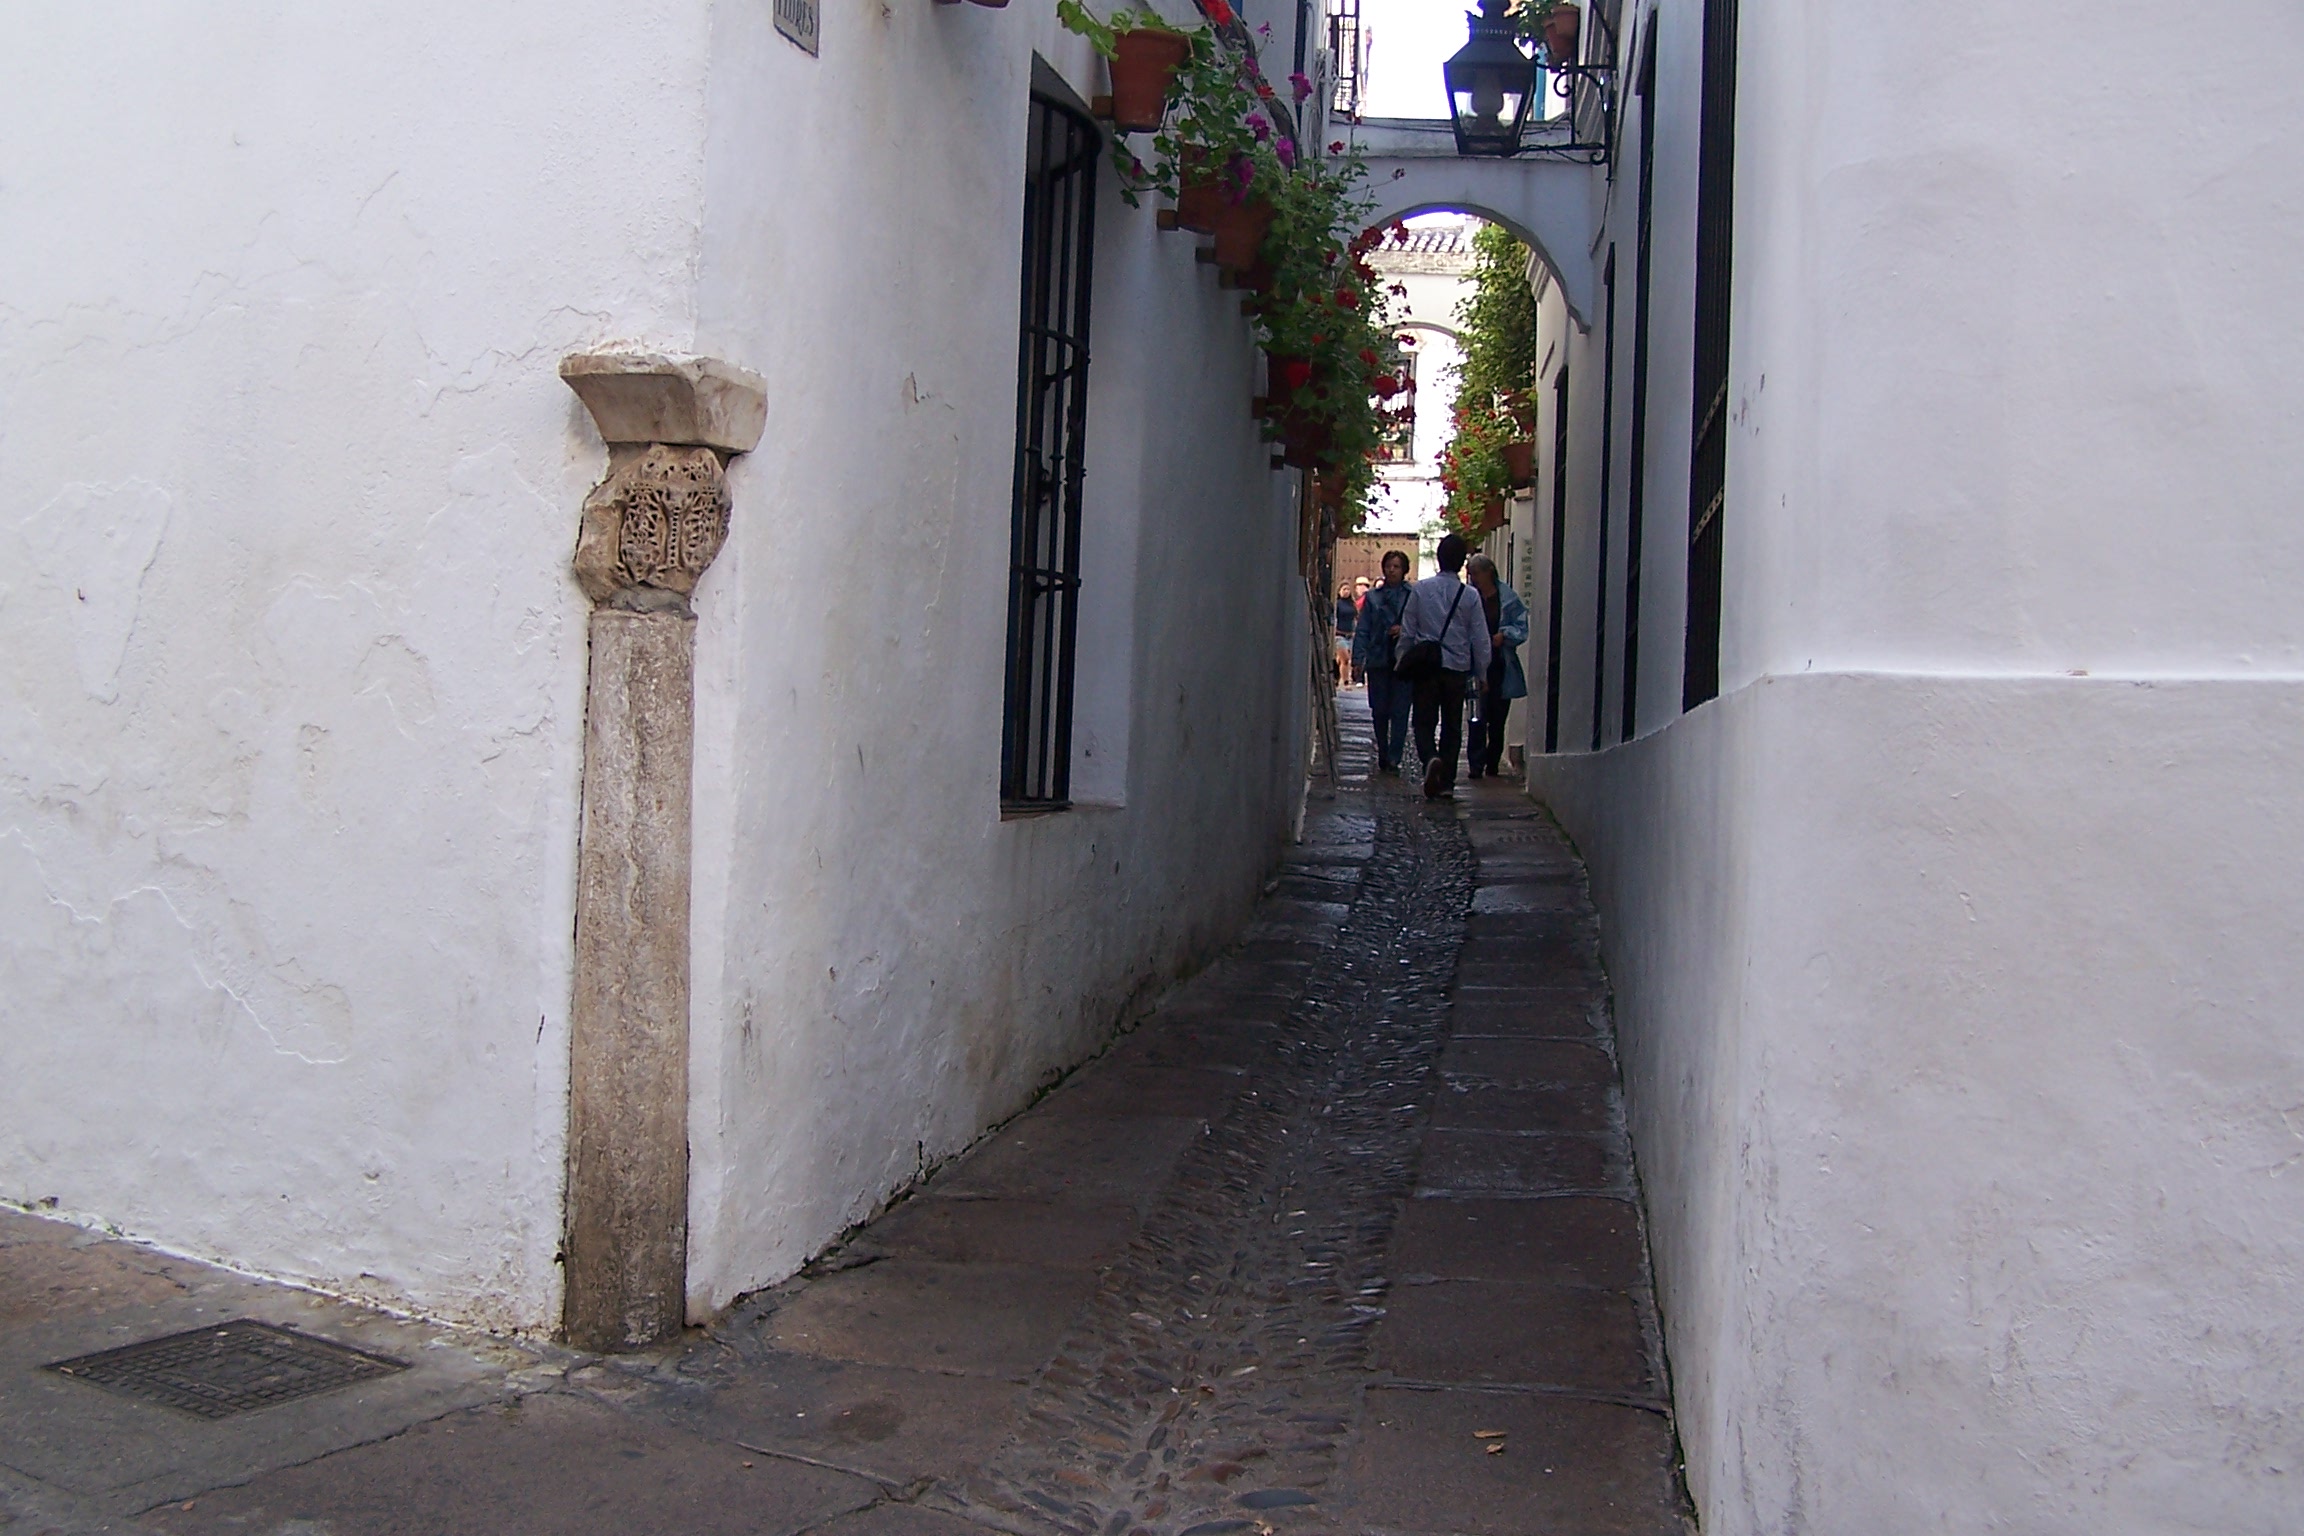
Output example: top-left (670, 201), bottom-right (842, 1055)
top-left (1281, 416), bottom-right (1334, 468)
top-left (1480, 495), bottom-right (1507, 533)
top-left (1502, 440), bottom-right (1535, 486)
top-left (1541, 2), bottom-right (1581, 68)
top-left (1172, 147), bottom-right (1225, 233)
top-left (1109, 29), bottom-right (1193, 133)
top-left (1210, 195), bottom-right (1275, 270)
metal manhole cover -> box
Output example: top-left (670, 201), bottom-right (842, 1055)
top-left (46, 1319), bottom-right (406, 1419)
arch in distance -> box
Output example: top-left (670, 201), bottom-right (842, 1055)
top-left (1344, 119), bottom-right (1603, 329)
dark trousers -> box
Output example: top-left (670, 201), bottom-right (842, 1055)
top-left (1467, 660), bottom-right (1512, 775)
top-left (1412, 670), bottom-right (1469, 788)
top-left (1365, 666), bottom-right (1412, 768)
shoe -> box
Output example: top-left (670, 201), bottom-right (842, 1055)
top-left (1423, 755), bottom-right (1446, 798)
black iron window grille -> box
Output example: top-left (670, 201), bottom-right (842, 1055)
top-left (1621, 31), bottom-right (1659, 742)
top-left (1542, 363), bottom-right (1571, 753)
top-left (1683, 0), bottom-right (1738, 711)
top-left (1591, 246), bottom-right (1617, 753)
top-left (1002, 95), bottom-right (1100, 809)
top-left (1328, 0), bottom-right (1365, 121)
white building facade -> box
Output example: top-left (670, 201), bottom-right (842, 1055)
top-left (1362, 0), bottom-right (2304, 1529)
top-left (1, 0), bottom-right (1311, 1340)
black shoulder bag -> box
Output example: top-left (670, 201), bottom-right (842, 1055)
top-left (1391, 583), bottom-right (1465, 684)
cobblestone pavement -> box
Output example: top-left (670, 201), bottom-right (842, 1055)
top-left (2, 697), bottom-right (1690, 1535)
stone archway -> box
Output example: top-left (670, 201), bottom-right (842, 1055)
top-left (1344, 120), bottom-right (1603, 328)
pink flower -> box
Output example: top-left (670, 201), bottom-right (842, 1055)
top-left (1248, 112), bottom-right (1271, 141)
top-left (1276, 136), bottom-right (1297, 169)
top-left (1290, 71), bottom-right (1314, 103)
top-left (1257, 21), bottom-right (1272, 39)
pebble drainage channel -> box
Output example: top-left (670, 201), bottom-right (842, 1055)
top-left (943, 790), bottom-right (1474, 1536)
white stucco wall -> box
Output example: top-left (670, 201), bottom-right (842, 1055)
top-left (2, 0), bottom-right (1309, 1335)
top-left (0, 2), bottom-right (713, 1332)
top-left (1525, 0), bottom-right (2304, 1529)
top-left (680, 0), bottom-right (1307, 1313)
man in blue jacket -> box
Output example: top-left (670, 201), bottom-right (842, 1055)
top-left (1464, 553), bottom-right (1529, 779)
top-left (1396, 533), bottom-right (1491, 799)
top-left (1350, 550), bottom-right (1416, 774)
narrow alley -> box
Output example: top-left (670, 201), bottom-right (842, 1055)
top-left (2, 709), bottom-right (1688, 1535)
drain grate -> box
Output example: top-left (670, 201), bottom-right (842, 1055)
top-left (46, 1319), bottom-right (406, 1419)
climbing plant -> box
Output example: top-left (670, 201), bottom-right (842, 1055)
top-left (1059, 0), bottom-right (1413, 532)
top-left (1437, 221), bottom-right (1540, 536)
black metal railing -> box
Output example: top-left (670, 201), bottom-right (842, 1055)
top-left (1001, 96), bottom-right (1100, 808)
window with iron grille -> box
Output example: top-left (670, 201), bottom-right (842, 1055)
top-left (1621, 31), bottom-right (1658, 742)
top-left (1683, 0), bottom-right (1738, 710)
top-left (1590, 246), bottom-right (1617, 753)
top-left (1001, 95), bottom-right (1099, 808)
top-left (1542, 364), bottom-right (1572, 753)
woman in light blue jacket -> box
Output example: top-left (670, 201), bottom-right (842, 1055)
top-left (1465, 554), bottom-right (1529, 778)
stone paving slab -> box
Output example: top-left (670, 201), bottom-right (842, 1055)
top-left (642, 1353), bottom-right (1028, 1486)
top-left (763, 1262), bottom-right (1097, 1381)
top-left (134, 1391), bottom-right (878, 1536)
top-left (0, 1210), bottom-right (547, 1523)
top-left (1440, 1037), bottom-right (1618, 1085)
top-left (1376, 1281), bottom-right (1655, 1395)
top-left (1416, 1130), bottom-right (1614, 1195)
top-left (931, 1117), bottom-right (1205, 1208)
top-left (1388, 1196), bottom-right (1648, 1288)
top-left (1335, 1386), bottom-right (1681, 1536)
top-left (843, 1197), bottom-right (1140, 1270)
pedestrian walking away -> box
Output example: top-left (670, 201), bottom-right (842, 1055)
top-left (1349, 575), bottom-right (1372, 682)
top-left (1351, 550), bottom-right (1416, 773)
top-left (1332, 581), bottom-right (1358, 688)
top-left (1395, 532), bottom-right (1490, 800)
top-left (1464, 553), bottom-right (1529, 779)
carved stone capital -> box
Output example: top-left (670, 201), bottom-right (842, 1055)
top-left (561, 351), bottom-right (765, 613)
top-left (560, 351), bottom-right (768, 453)
top-left (572, 444), bottom-right (731, 611)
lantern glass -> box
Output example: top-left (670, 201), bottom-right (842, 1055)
top-left (1442, 5), bottom-right (1537, 156)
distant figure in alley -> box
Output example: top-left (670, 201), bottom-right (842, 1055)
top-left (1463, 553), bottom-right (1529, 780)
top-left (1397, 532), bottom-right (1490, 800)
top-left (1353, 550), bottom-right (1416, 774)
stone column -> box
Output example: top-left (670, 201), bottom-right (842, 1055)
top-left (558, 352), bottom-right (765, 1352)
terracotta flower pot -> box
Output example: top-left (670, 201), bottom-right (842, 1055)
top-left (1541, 3), bottom-right (1581, 69)
top-left (1109, 30), bottom-right (1192, 133)
top-left (1282, 419), bottom-right (1334, 469)
top-left (1210, 196), bottom-right (1275, 271)
top-left (1502, 440), bottom-right (1535, 486)
top-left (1480, 495), bottom-right (1507, 533)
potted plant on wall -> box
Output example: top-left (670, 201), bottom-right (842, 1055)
top-left (1518, 0), bottom-right (1580, 68)
top-left (1059, 2), bottom-right (1194, 132)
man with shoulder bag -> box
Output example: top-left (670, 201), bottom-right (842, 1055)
top-left (1392, 533), bottom-right (1491, 800)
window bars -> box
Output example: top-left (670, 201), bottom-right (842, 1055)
top-left (1002, 95), bottom-right (1100, 808)
top-left (1682, 0), bottom-right (1737, 711)
top-left (1328, 0), bottom-right (1365, 121)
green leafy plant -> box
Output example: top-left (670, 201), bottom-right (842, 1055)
top-left (1058, 0), bottom-right (1413, 528)
top-left (1437, 221), bottom-right (1540, 531)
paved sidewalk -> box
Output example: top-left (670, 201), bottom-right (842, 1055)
top-left (2, 704), bottom-right (1690, 1536)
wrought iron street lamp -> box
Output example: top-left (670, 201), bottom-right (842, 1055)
top-left (1443, 0), bottom-right (1538, 157)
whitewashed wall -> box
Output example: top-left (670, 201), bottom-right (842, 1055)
top-left (0, 0), bottom-right (1307, 1333)
top-left (0, 1), bottom-right (712, 1332)
top-left (1527, 0), bottom-right (2304, 1530)
top-left (681, 0), bottom-right (1306, 1313)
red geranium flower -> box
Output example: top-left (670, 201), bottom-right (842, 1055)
top-left (1204, 0), bottom-right (1233, 24)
